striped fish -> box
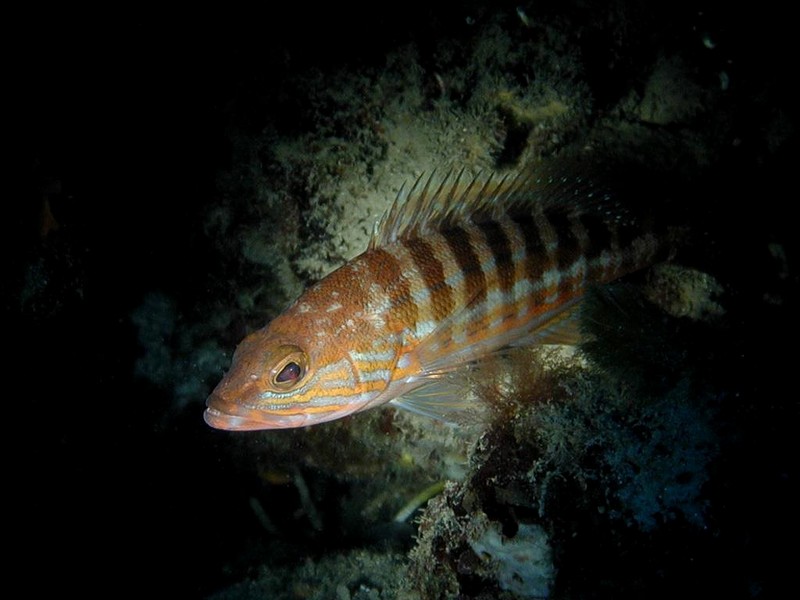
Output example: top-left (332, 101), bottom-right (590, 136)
top-left (204, 165), bottom-right (668, 430)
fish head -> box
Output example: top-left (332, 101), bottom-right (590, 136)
top-left (204, 318), bottom-right (401, 430)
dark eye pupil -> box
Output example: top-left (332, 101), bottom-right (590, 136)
top-left (276, 361), bottom-right (301, 383)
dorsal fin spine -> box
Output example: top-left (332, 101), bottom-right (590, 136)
top-left (369, 165), bottom-right (623, 250)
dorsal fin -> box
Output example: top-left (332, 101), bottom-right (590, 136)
top-left (369, 164), bottom-right (616, 249)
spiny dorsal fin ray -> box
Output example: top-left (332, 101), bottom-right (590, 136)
top-left (370, 163), bottom-right (618, 249)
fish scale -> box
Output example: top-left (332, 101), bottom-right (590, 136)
top-left (204, 166), bottom-right (669, 430)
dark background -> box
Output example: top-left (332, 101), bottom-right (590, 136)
top-left (8, 5), bottom-right (453, 596)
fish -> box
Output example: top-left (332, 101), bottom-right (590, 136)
top-left (204, 164), bottom-right (671, 430)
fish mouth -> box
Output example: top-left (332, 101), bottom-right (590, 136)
top-left (203, 405), bottom-right (313, 431)
top-left (204, 396), bottom-right (313, 430)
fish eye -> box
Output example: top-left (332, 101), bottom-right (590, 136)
top-left (276, 361), bottom-right (301, 383)
top-left (270, 346), bottom-right (309, 390)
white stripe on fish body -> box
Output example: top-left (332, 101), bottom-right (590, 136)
top-left (359, 368), bottom-right (393, 383)
top-left (348, 348), bottom-right (399, 364)
top-left (309, 361), bottom-right (356, 391)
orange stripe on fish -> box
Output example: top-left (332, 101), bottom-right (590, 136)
top-left (204, 165), bottom-right (671, 430)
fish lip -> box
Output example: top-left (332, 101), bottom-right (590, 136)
top-left (203, 405), bottom-right (305, 430)
top-left (203, 400), bottom-right (312, 431)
